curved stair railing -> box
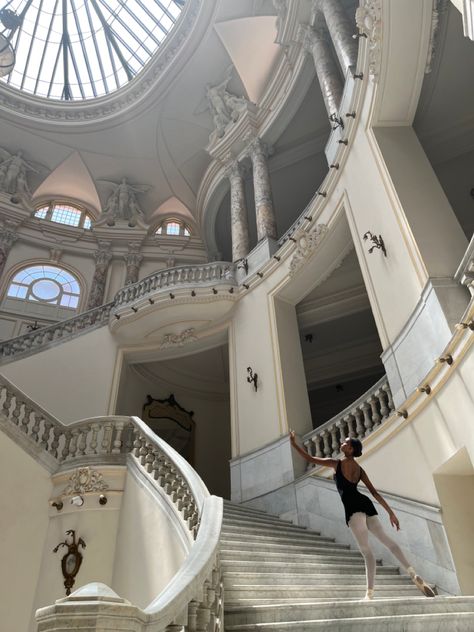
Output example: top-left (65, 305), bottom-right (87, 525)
top-left (0, 261), bottom-right (236, 365)
top-left (0, 374), bottom-right (223, 632)
top-left (302, 376), bottom-right (394, 459)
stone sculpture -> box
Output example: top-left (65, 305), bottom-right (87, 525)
top-left (99, 177), bottom-right (150, 227)
top-left (0, 148), bottom-right (41, 201)
top-left (206, 67), bottom-right (249, 137)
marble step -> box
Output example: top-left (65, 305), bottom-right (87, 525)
top-left (220, 560), bottom-right (402, 574)
top-left (224, 611), bottom-right (474, 631)
top-left (221, 526), bottom-right (336, 543)
top-left (223, 571), bottom-right (404, 586)
top-left (223, 502), bottom-right (272, 518)
top-left (223, 514), bottom-right (299, 529)
top-left (225, 585), bottom-right (419, 602)
top-left (225, 596), bottom-right (474, 625)
top-left (219, 539), bottom-right (351, 554)
top-left (220, 550), bottom-right (364, 564)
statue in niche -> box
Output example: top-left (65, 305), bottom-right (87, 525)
top-left (205, 67), bottom-right (249, 137)
top-left (98, 177), bottom-right (150, 227)
top-left (0, 148), bottom-right (42, 202)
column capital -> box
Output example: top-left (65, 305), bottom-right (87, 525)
top-left (94, 240), bottom-right (113, 266)
top-left (225, 160), bottom-right (248, 181)
top-left (246, 136), bottom-right (273, 160)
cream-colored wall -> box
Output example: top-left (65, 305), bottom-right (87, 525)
top-left (0, 432), bottom-right (51, 632)
top-left (115, 363), bottom-right (231, 498)
top-left (1, 327), bottom-right (119, 422)
top-left (112, 467), bottom-right (189, 608)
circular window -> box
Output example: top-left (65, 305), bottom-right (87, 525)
top-left (31, 279), bottom-right (60, 301)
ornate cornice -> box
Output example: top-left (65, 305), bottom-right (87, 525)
top-left (0, 0), bottom-right (205, 127)
top-left (355, 0), bottom-right (382, 81)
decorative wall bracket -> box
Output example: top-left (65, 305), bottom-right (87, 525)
top-left (53, 530), bottom-right (86, 596)
top-left (363, 231), bottom-right (386, 256)
top-left (247, 367), bottom-right (258, 392)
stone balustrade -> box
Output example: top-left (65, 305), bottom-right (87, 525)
top-left (113, 261), bottom-right (237, 307)
top-left (302, 376), bottom-right (394, 459)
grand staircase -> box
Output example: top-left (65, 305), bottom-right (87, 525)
top-left (221, 501), bottom-right (474, 631)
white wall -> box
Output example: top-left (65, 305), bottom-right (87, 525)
top-left (0, 432), bottom-right (51, 632)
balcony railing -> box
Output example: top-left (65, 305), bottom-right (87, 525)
top-left (303, 376), bottom-right (394, 459)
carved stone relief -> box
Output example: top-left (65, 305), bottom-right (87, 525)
top-left (355, 0), bottom-right (382, 80)
top-left (288, 224), bottom-right (329, 276)
top-left (62, 467), bottom-right (109, 496)
top-left (160, 328), bottom-right (198, 349)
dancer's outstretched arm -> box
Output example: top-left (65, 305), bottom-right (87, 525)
top-left (289, 431), bottom-right (338, 469)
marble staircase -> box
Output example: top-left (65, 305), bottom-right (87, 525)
top-left (221, 501), bottom-right (474, 631)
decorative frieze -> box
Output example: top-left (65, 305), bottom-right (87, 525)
top-left (289, 224), bottom-right (328, 276)
top-left (355, 0), bottom-right (382, 80)
top-left (160, 328), bottom-right (198, 349)
top-left (62, 467), bottom-right (109, 495)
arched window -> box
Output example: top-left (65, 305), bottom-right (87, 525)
top-left (155, 219), bottom-right (191, 237)
top-left (34, 202), bottom-right (93, 230)
top-left (6, 265), bottom-right (81, 310)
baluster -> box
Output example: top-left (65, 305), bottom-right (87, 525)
top-left (369, 394), bottom-right (382, 429)
top-left (303, 439), bottom-right (314, 457)
top-left (69, 429), bottom-right (79, 458)
top-left (139, 439), bottom-right (149, 465)
top-left (10, 397), bottom-right (22, 426)
top-left (51, 426), bottom-right (61, 459)
top-left (353, 408), bottom-right (365, 439)
top-left (145, 444), bottom-right (154, 472)
top-left (90, 423), bottom-right (100, 454)
top-left (343, 413), bottom-right (356, 437)
top-left (188, 600), bottom-right (198, 632)
top-left (382, 382), bottom-right (394, 413)
top-left (101, 422), bottom-right (114, 454)
top-left (77, 426), bottom-right (88, 456)
top-left (132, 431), bottom-right (142, 457)
top-left (313, 434), bottom-right (323, 458)
top-left (2, 389), bottom-right (13, 418)
top-left (21, 404), bottom-right (32, 434)
top-left (31, 414), bottom-right (42, 442)
top-left (40, 420), bottom-right (53, 450)
top-left (335, 420), bottom-right (345, 452)
top-left (330, 425), bottom-right (339, 457)
top-left (322, 430), bottom-right (331, 457)
top-left (360, 402), bottom-right (373, 437)
top-left (112, 421), bottom-right (125, 454)
top-left (123, 422), bottom-right (135, 452)
top-left (376, 387), bottom-right (389, 420)
top-left (61, 430), bottom-right (72, 461)
top-left (151, 448), bottom-right (161, 479)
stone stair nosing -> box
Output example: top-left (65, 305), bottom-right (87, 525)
top-left (222, 502), bottom-right (474, 631)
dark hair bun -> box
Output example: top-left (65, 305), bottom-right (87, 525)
top-left (350, 438), bottom-right (363, 457)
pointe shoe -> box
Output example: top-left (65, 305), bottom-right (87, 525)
top-left (362, 589), bottom-right (374, 601)
top-left (408, 568), bottom-right (436, 598)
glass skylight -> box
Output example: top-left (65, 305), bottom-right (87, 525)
top-left (0, 0), bottom-right (184, 100)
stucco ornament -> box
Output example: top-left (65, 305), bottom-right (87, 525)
top-left (160, 328), bottom-right (198, 349)
top-left (355, 0), bottom-right (382, 80)
top-left (63, 467), bottom-right (109, 495)
top-left (289, 224), bottom-right (328, 276)
top-left (273, 0), bottom-right (288, 43)
top-left (0, 147), bottom-right (45, 203)
top-left (98, 177), bottom-right (150, 227)
top-left (206, 67), bottom-right (250, 138)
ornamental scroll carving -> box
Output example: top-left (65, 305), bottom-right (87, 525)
top-left (62, 467), bottom-right (109, 496)
top-left (288, 224), bottom-right (328, 276)
top-left (160, 328), bottom-right (198, 349)
top-left (355, 0), bottom-right (382, 80)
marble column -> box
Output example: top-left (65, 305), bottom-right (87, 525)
top-left (123, 243), bottom-right (143, 285)
top-left (300, 24), bottom-right (344, 116)
top-left (226, 161), bottom-right (250, 262)
top-left (0, 222), bottom-right (17, 279)
top-left (312, 0), bottom-right (358, 73)
top-left (248, 138), bottom-right (277, 242)
top-left (87, 241), bottom-right (112, 310)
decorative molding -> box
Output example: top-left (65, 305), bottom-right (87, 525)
top-left (289, 224), bottom-right (328, 276)
top-left (159, 328), bottom-right (198, 349)
top-left (355, 0), bottom-right (382, 80)
top-left (425, 0), bottom-right (449, 74)
top-left (62, 467), bottom-right (109, 496)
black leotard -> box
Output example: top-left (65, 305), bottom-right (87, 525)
top-left (334, 460), bottom-right (378, 526)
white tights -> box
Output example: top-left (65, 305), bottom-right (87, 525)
top-left (348, 512), bottom-right (412, 590)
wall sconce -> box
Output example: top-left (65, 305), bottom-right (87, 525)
top-left (316, 190), bottom-right (327, 197)
top-left (338, 139), bottom-right (348, 145)
top-left (237, 258), bottom-right (249, 275)
top-left (51, 500), bottom-right (63, 511)
top-left (363, 231), bottom-right (387, 256)
top-left (330, 163), bottom-right (340, 170)
top-left (257, 271), bottom-right (264, 278)
top-left (417, 385), bottom-right (431, 396)
top-left (397, 410), bottom-right (408, 419)
top-left (353, 72), bottom-right (364, 80)
top-left (273, 255), bottom-right (281, 261)
top-left (289, 236), bottom-right (297, 243)
top-left (243, 283), bottom-right (250, 290)
top-left (26, 320), bottom-right (40, 332)
top-left (247, 367), bottom-right (258, 392)
top-left (437, 354), bottom-right (453, 366)
top-left (456, 321), bottom-right (474, 331)
top-left (346, 111), bottom-right (356, 118)
top-left (131, 306), bottom-right (138, 313)
top-left (99, 494), bottom-right (108, 506)
top-left (329, 113), bottom-right (344, 130)
top-left (53, 530), bottom-right (86, 596)
top-left (304, 216), bottom-right (312, 221)
top-left (70, 495), bottom-right (84, 507)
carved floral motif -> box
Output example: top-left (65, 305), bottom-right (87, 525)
top-left (289, 224), bottom-right (328, 276)
top-left (63, 467), bottom-right (109, 495)
top-left (355, 0), bottom-right (382, 80)
top-left (160, 328), bottom-right (198, 349)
